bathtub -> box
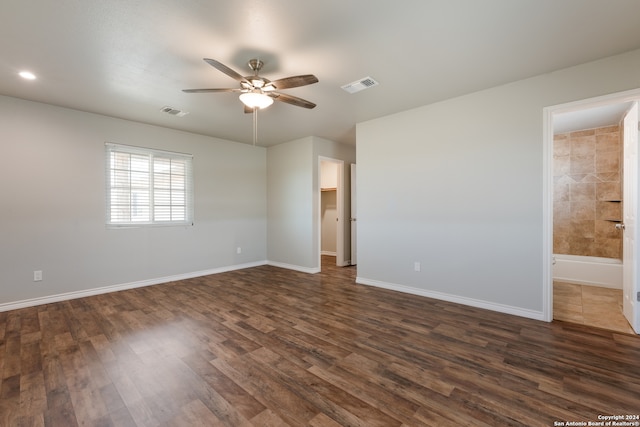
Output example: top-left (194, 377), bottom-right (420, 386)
top-left (553, 254), bottom-right (622, 289)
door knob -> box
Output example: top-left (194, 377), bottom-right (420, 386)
top-left (615, 223), bottom-right (626, 231)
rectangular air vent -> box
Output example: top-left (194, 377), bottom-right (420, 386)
top-left (160, 106), bottom-right (189, 117)
top-left (341, 76), bottom-right (379, 94)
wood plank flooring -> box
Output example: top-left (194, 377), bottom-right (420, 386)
top-left (2, 256), bottom-right (640, 426)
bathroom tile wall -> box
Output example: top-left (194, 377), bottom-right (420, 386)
top-left (553, 125), bottom-right (622, 258)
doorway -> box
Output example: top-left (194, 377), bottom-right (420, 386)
top-left (543, 88), bottom-right (640, 334)
top-left (319, 157), bottom-right (345, 269)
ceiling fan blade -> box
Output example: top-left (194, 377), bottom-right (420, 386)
top-left (182, 88), bottom-right (242, 93)
top-left (203, 58), bottom-right (249, 84)
top-left (270, 74), bottom-right (318, 90)
top-left (268, 92), bottom-right (316, 109)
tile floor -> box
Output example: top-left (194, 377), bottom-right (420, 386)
top-left (553, 281), bottom-right (635, 334)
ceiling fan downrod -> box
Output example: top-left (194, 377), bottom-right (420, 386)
top-left (248, 59), bottom-right (264, 74)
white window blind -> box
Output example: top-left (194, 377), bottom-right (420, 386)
top-left (105, 143), bottom-right (194, 226)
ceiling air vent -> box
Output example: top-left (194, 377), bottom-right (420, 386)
top-left (160, 106), bottom-right (189, 117)
top-left (341, 76), bottom-right (379, 94)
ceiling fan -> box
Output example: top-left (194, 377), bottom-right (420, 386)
top-left (183, 58), bottom-right (318, 112)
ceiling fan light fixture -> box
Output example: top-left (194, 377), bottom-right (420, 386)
top-left (239, 91), bottom-right (273, 109)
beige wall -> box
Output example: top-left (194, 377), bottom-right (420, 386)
top-left (356, 47), bottom-right (640, 319)
top-left (553, 125), bottom-right (623, 258)
top-left (0, 95), bottom-right (267, 309)
top-left (267, 136), bottom-right (355, 271)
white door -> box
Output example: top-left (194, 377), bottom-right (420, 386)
top-left (622, 101), bottom-right (639, 333)
top-left (350, 163), bottom-right (357, 265)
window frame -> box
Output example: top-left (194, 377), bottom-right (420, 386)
top-left (105, 143), bottom-right (194, 228)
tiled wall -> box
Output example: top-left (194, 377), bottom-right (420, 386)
top-left (553, 125), bottom-right (622, 259)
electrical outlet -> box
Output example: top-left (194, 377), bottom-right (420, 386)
top-left (33, 270), bottom-right (42, 281)
top-left (236, 247), bottom-right (242, 254)
top-left (414, 262), bottom-right (421, 272)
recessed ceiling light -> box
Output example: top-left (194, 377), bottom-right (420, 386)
top-left (19, 71), bottom-right (36, 80)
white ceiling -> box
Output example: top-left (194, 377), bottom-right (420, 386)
top-left (553, 102), bottom-right (633, 135)
top-left (2, 0), bottom-right (640, 146)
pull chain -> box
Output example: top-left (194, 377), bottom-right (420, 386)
top-left (252, 108), bottom-right (258, 146)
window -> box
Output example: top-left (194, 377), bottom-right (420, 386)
top-left (105, 143), bottom-right (193, 226)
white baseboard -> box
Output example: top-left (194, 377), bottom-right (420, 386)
top-left (355, 276), bottom-right (545, 321)
top-left (321, 251), bottom-right (337, 256)
top-left (267, 261), bottom-right (320, 274)
top-left (0, 260), bottom-right (268, 313)
top-left (3, 263), bottom-right (538, 324)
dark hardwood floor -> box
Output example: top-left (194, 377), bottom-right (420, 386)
top-left (1, 256), bottom-right (639, 426)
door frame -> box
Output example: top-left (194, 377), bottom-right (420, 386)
top-left (622, 102), bottom-right (639, 331)
top-left (542, 87), bottom-right (640, 327)
top-left (318, 157), bottom-right (345, 268)
top-left (350, 163), bottom-right (357, 266)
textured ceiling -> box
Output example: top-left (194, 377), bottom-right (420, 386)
top-left (2, 0), bottom-right (640, 146)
